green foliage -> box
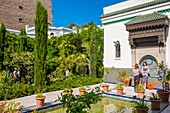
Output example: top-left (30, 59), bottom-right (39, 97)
top-left (3, 100), bottom-right (20, 112)
top-left (19, 28), bottom-right (27, 53)
top-left (157, 68), bottom-right (170, 89)
top-left (36, 89), bottom-right (45, 97)
top-left (34, 1), bottom-right (48, 86)
top-left (165, 69), bottom-right (170, 81)
top-left (115, 82), bottom-right (124, 89)
top-left (117, 69), bottom-right (131, 81)
top-left (89, 26), bottom-right (97, 77)
top-left (58, 86), bottom-right (101, 113)
top-left (0, 23), bottom-right (6, 69)
top-left (67, 23), bottom-right (79, 28)
top-left (158, 61), bottom-right (166, 71)
top-left (47, 25), bottom-right (103, 77)
top-left (135, 84), bottom-right (145, 92)
top-left (0, 76), bottom-right (101, 100)
top-left (149, 92), bottom-right (159, 101)
top-left (132, 96), bottom-right (148, 111)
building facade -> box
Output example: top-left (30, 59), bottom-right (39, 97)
top-left (101, 0), bottom-right (170, 73)
top-left (26, 25), bottom-right (77, 38)
top-left (0, 0), bottom-right (52, 30)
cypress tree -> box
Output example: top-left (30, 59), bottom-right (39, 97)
top-left (0, 23), bottom-right (6, 70)
top-left (34, 1), bottom-right (48, 86)
top-left (19, 27), bottom-right (26, 52)
top-left (89, 25), bottom-right (97, 77)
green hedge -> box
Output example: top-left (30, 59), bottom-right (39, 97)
top-left (0, 76), bottom-right (101, 100)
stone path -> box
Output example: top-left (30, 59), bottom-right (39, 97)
top-left (10, 83), bottom-right (170, 112)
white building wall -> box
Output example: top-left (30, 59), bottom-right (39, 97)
top-left (166, 22), bottom-right (170, 68)
top-left (102, 2), bottom-right (170, 24)
top-left (104, 22), bottom-right (131, 68)
top-left (104, 0), bottom-right (153, 14)
top-left (102, 0), bottom-right (170, 68)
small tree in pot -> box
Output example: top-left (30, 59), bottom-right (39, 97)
top-left (132, 96), bottom-right (149, 113)
top-left (157, 69), bottom-right (170, 102)
top-left (115, 82), bottom-right (124, 95)
top-left (35, 89), bottom-right (46, 107)
top-left (157, 61), bottom-right (168, 89)
top-left (63, 88), bottom-right (72, 95)
top-left (79, 86), bottom-right (86, 96)
top-left (117, 69), bottom-right (131, 87)
top-left (102, 67), bottom-right (113, 92)
top-left (149, 92), bottom-right (160, 110)
top-left (135, 84), bottom-right (145, 98)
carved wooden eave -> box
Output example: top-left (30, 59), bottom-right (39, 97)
top-left (126, 18), bottom-right (169, 46)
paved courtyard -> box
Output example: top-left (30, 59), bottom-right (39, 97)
top-left (10, 83), bottom-right (170, 113)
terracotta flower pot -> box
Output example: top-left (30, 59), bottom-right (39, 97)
top-left (157, 90), bottom-right (170, 102)
top-left (151, 100), bottom-right (161, 110)
top-left (137, 91), bottom-right (145, 98)
top-left (79, 89), bottom-right (86, 96)
top-left (63, 91), bottom-right (71, 95)
top-left (136, 108), bottom-right (148, 113)
top-left (124, 78), bottom-right (130, 87)
top-left (102, 84), bottom-right (109, 92)
top-left (117, 88), bottom-right (123, 95)
top-left (0, 101), bottom-right (7, 113)
top-left (35, 96), bottom-right (46, 107)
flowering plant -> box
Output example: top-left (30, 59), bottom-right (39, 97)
top-left (3, 99), bottom-right (20, 113)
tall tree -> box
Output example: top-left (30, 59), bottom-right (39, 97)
top-left (34, 1), bottom-right (48, 86)
top-left (19, 27), bottom-right (26, 53)
top-left (89, 25), bottom-right (97, 77)
top-left (0, 23), bottom-right (6, 70)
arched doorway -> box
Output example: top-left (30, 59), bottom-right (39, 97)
top-left (139, 55), bottom-right (158, 76)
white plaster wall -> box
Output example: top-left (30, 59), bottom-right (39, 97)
top-left (103, 0), bottom-right (153, 14)
top-left (166, 13), bottom-right (170, 68)
top-left (102, 0), bottom-right (170, 69)
top-left (104, 22), bottom-right (132, 68)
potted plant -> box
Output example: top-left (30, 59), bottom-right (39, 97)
top-left (135, 84), bottom-right (145, 98)
top-left (3, 100), bottom-right (20, 113)
top-left (149, 92), bottom-right (161, 110)
top-left (35, 89), bottom-right (46, 107)
top-left (0, 101), bottom-right (7, 113)
top-left (115, 82), bottom-right (124, 95)
top-left (63, 88), bottom-right (72, 95)
top-left (117, 69), bottom-right (131, 86)
top-left (157, 90), bottom-right (170, 102)
top-left (102, 67), bottom-right (113, 92)
top-left (132, 96), bottom-right (149, 113)
top-left (147, 84), bottom-right (154, 90)
top-left (79, 86), bottom-right (86, 96)
top-left (157, 69), bottom-right (170, 102)
top-left (158, 61), bottom-right (166, 76)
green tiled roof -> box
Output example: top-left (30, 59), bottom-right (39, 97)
top-left (125, 12), bottom-right (168, 25)
top-left (100, 0), bottom-right (169, 18)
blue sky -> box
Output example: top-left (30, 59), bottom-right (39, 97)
top-left (52, 0), bottom-right (125, 27)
